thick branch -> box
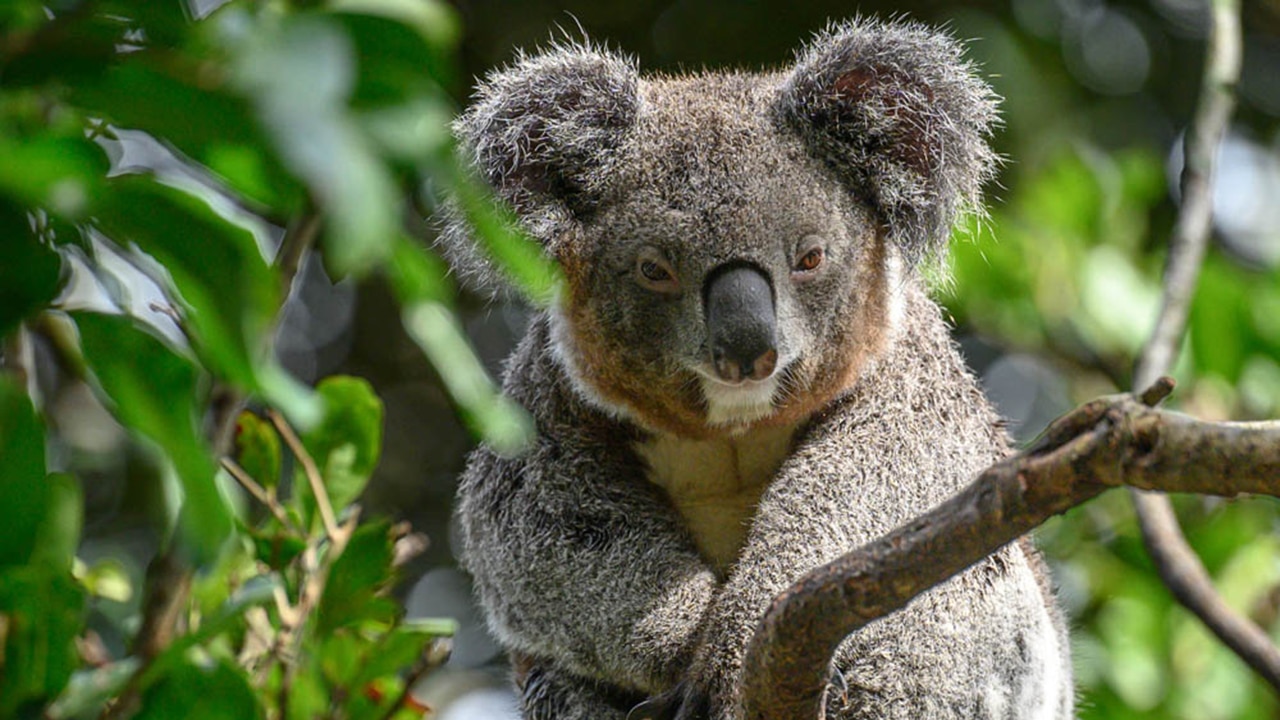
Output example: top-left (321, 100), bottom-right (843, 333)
top-left (741, 393), bottom-right (1280, 720)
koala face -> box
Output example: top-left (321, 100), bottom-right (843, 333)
top-left (549, 74), bottom-right (901, 437)
top-left (453, 20), bottom-right (998, 439)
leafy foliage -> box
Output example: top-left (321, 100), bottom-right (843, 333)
top-left (0, 0), bottom-right (548, 717)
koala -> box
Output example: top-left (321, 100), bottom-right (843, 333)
top-left (447, 17), bottom-right (1075, 720)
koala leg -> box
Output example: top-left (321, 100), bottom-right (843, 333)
top-left (517, 660), bottom-right (644, 720)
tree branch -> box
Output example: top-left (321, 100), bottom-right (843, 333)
top-left (741, 389), bottom-right (1280, 720)
top-left (1119, 0), bottom-right (1279, 692)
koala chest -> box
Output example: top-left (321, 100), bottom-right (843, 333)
top-left (634, 424), bottom-right (798, 573)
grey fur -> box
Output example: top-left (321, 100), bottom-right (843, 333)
top-left (450, 17), bottom-right (1072, 720)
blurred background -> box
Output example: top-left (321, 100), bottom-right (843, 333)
top-left (54, 0), bottom-right (1280, 718)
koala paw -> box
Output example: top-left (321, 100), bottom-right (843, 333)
top-left (627, 680), bottom-right (714, 720)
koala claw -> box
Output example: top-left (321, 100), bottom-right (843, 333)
top-left (627, 681), bottom-right (712, 720)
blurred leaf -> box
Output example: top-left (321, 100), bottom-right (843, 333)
top-left (136, 657), bottom-right (262, 720)
top-left (0, 204), bottom-right (64, 340)
top-left (330, 0), bottom-right (460, 51)
top-left (447, 169), bottom-right (561, 303)
top-left (285, 659), bottom-right (328, 720)
top-left (329, 10), bottom-right (455, 104)
top-left (74, 60), bottom-right (302, 211)
top-left (320, 630), bottom-right (367, 688)
top-left (228, 13), bottom-right (398, 276)
top-left (47, 659), bottom-right (141, 720)
top-left (235, 412), bottom-right (282, 491)
top-left (0, 133), bottom-right (104, 217)
top-left (246, 525), bottom-right (305, 570)
top-left (145, 574), bottom-right (279, 692)
top-left (355, 619), bottom-right (453, 684)
top-left (30, 472), bottom-right (82, 571)
top-left (0, 377), bottom-right (48, 569)
top-left (300, 375), bottom-right (384, 513)
top-left (74, 557), bottom-right (134, 603)
top-left (317, 520), bottom-right (395, 634)
top-left (94, 176), bottom-right (277, 393)
top-left (387, 235), bottom-right (451, 304)
top-left (402, 300), bottom-right (532, 454)
top-left (74, 311), bottom-right (231, 561)
top-left (0, 566), bottom-right (86, 717)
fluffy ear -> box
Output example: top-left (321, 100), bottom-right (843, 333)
top-left (776, 19), bottom-right (999, 264)
top-left (454, 43), bottom-right (640, 220)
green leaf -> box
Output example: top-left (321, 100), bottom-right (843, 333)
top-left (0, 203), bottom-right (64, 340)
top-left (228, 14), bottom-right (399, 276)
top-left (284, 659), bottom-right (329, 720)
top-left (386, 235), bottom-right (451, 304)
top-left (94, 176), bottom-right (278, 393)
top-left (246, 525), bottom-right (305, 570)
top-left (329, 0), bottom-right (460, 51)
top-left (136, 657), bottom-right (262, 720)
top-left (74, 311), bottom-right (232, 562)
top-left (0, 377), bottom-right (48, 569)
top-left (300, 376), bottom-right (384, 514)
top-left (74, 557), bottom-right (134, 603)
top-left (30, 472), bottom-right (83, 571)
top-left (74, 59), bottom-right (303, 211)
top-left (402, 300), bottom-right (532, 455)
top-left (355, 619), bottom-right (453, 684)
top-left (0, 566), bottom-right (86, 717)
top-left (0, 133), bottom-right (105, 217)
top-left (316, 520), bottom-right (394, 634)
top-left (235, 411), bottom-right (282, 491)
top-left (47, 659), bottom-right (141, 720)
top-left (446, 169), bottom-right (561, 304)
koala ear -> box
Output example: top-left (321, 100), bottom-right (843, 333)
top-left (777, 19), bottom-right (1000, 264)
top-left (455, 44), bottom-right (640, 219)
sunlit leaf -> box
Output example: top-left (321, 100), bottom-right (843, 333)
top-left (300, 375), bottom-right (384, 514)
top-left (74, 557), bottom-right (133, 603)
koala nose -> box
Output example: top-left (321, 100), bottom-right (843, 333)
top-left (704, 263), bottom-right (778, 384)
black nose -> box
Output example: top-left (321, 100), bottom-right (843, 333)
top-left (703, 263), bottom-right (778, 384)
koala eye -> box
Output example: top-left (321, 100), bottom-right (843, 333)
top-left (792, 245), bottom-right (825, 276)
top-left (635, 250), bottom-right (680, 293)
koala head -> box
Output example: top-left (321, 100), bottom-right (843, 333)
top-left (450, 18), bottom-right (998, 439)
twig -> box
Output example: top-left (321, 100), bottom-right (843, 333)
top-left (220, 456), bottom-right (303, 535)
top-left (741, 391), bottom-right (1280, 720)
top-left (267, 408), bottom-right (339, 540)
top-left (1118, 0), bottom-right (1280, 692)
top-left (103, 210), bottom-right (322, 719)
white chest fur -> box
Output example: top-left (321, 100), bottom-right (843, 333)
top-left (634, 423), bottom-right (798, 572)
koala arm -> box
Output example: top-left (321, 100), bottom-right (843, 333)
top-left (455, 319), bottom-right (718, 695)
top-left (668, 309), bottom-right (1061, 718)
